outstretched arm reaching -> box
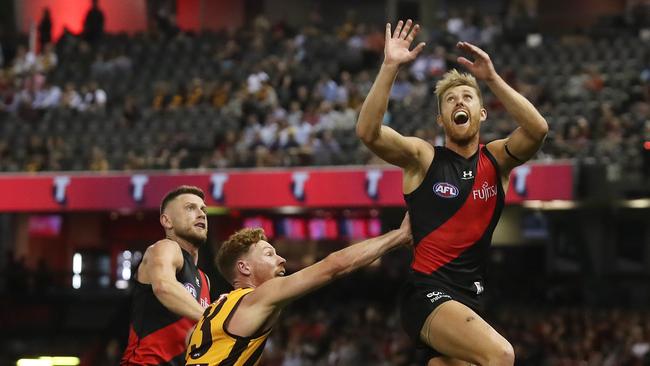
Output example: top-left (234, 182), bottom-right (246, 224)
top-left (233, 214), bottom-right (413, 336)
top-left (456, 41), bottom-right (548, 174)
top-left (356, 20), bottom-right (430, 170)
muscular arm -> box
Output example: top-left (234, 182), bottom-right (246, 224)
top-left (137, 239), bottom-right (205, 322)
top-left (357, 64), bottom-right (426, 169)
top-left (356, 20), bottom-right (429, 170)
top-left (456, 41), bottom-right (548, 174)
top-left (232, 216), bottom-right (412, 336)
top-left (485, 73), bottom-right (548, 172)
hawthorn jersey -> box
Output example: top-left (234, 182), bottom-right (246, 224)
top-left (405, 145), bottom-right (505, 295)
top-left (185, 288), bottom-right (271, 366)
top-left (121, 248), bottom-right (211, 366)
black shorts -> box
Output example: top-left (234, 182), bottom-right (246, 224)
top-left (399, 271), bottom-right (485, 360)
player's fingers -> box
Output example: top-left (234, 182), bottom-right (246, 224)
top-left (411, 42), bottom-right (426, 56)
top-left (457, 56), bottom-right (473, 68)
top-left (393, 20), bottom-right (404, 38)
top-left (400, 19), bottom-right (413, 39)
top-left (406, 24), bottom-right (420, 43)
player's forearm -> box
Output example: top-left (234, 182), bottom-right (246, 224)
top-left (328, 229), bottom-right (409, 278)
top-left (486, 74), bottom-right (548, 140)
top-left (152, 279), bottom-right (205, 321)
top-left (356, 64), bottom-right (399, 143)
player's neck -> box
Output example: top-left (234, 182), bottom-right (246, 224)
top-left (445, 136), bottom-right (479, 159)
top-left (166, 233), bottom-right (199, 264)
top-left (233, 278), bottom-right (256, 289)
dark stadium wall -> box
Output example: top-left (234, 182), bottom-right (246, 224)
top-left (176, 0), bottom-right (245, 32)
top-left (15, 0), bottom-right (147, 40)
top-left (538, 0), bottom-right (625, 30)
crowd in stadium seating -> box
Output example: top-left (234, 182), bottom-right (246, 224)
top-left (0, 8), bottom-right (649, 176)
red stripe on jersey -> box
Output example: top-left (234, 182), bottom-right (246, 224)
top-left (411, 150), bottom-right (499, 274)
top-left (120, 318), bottom-right (194, 365)
top-left (199, 270), bottom-right (210, 307)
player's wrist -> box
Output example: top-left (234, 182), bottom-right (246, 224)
top-left (380, 62), bottom-right (400, 70)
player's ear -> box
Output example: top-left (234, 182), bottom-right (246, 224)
top-left (480, 108), bottom-right (487, 122)
top-left (160, 213), bottom-right (173, 230)
top-left (237, 260), bottom-right (251, 276)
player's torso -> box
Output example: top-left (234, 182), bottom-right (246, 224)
top-left (404, 145), bottom-right (505, 295)
top-left (121, 249), bottom-right (210, 366)
top-left (186, 288), bottom-right (270, 366)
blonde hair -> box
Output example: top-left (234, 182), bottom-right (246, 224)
top-left (434, 69), bottom-right (483, 113)
top-left (216, 228), bottom-right (267, 284)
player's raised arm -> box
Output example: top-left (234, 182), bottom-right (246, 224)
top-left (356, 20), bottom-right (429, 169)
top-left (456, 41), bottom-right (548, 173)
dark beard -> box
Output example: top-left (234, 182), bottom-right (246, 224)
top-left (176, 230), bottom-right (207, 248)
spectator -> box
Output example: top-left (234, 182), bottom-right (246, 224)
top-left (37, 7), bottom-right (52, 51)
top-left (82, 0), bottom-right (104, 43)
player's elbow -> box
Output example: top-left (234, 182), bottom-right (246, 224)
top-left (151, 279), bottom-right (172, 298)
top-left (355, 122), bottom-right (379, 145)
top-left (523, 117), bottom-right (548, 142)
top-left (533, 117), bottom-right (549, 141)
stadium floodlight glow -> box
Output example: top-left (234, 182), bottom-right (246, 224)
top-left (122, 265), bottom-right (131, 280)
top-left (622, 199), bottom-right (650, 209)
top-left (544, 200), bottom-right (576, 210)
top-left (522, 200), bottom-right (576, 210)
top-left (72, 274), bottom-right (81, 289)
top-left (72, 253), bottom-right (82, 274)
top-left (275, 206), bottom-right (305, 214)
top-left (16, 360), bottom-right (50, 366)
top-left (16, 357), bottom-right (80, 366)
top-left (40, 357), bottom-right (79, 366)
top-left (206, 206), bottom-right (229, 215)
top-left (522, 200), bottom-right (543, 209)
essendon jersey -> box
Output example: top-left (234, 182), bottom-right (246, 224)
top-left (405, 145), bottom-right (505, 295)
top-left (121, 248), bottom-right (211, 366)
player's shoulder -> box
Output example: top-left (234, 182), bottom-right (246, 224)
top-left (145, 239), bottom-right (182, 258)
top-left (406, 136), bottom-right (435, 168)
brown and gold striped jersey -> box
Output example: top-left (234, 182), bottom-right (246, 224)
top-left (185, 288), bottom-right (270, 366)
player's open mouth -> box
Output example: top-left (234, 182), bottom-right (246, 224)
top-left (453, 110), bottom-right (469, 125)
top-left (194, 223), bottom-right (206, 229)
top-left (277, 269), bottom-right (285, 276)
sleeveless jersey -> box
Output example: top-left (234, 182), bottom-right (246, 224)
top-left (185, 288), bottom-right (271, 366)
top-left (405, 145), bottom-right (505, 295)
top-left (121, 248), bottom-right (211, 366)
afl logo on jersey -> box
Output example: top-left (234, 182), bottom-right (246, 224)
top-left (184, 283), bottom-right (197, 297)
top-left (433, 182), bottom-right (459, 198)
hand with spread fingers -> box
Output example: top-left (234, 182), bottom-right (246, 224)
top-left (456, 41), bottom-right (497, 81)
top-left (384, 19), bottom-right (426, 67)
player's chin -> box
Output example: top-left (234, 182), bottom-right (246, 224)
top-left (189, 231), bottom-right (208, 245)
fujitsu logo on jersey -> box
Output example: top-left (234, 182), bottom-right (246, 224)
top-left (433, 182), bottom-right (459, 198)
top-left (472, 181), bottom-right (497, 201)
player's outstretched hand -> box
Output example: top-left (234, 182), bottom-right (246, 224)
top-left (456, 41), bottom-right (497, 81)
top-left (383, 19), bottom-right (426, 67)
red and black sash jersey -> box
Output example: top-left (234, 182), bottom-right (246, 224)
top-left (405, 145), bottom-right (505, 295)
top-left (121, 248), bottom-right (211, 366)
